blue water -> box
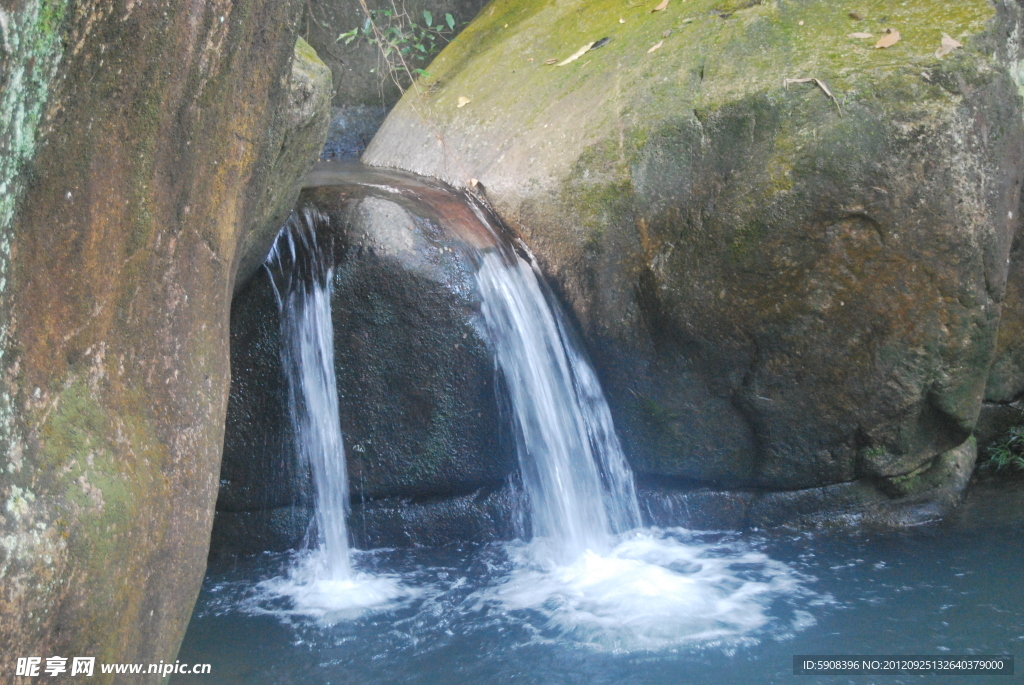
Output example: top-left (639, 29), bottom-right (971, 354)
top-left (174, 481), bottom-right (1024, 685)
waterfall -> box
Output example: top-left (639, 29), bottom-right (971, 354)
top-left (267, 210), bottom-right (351, 580)
top-left (476, 250), bottom-right (641, 563)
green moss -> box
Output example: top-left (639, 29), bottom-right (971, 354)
top-left (37, 378), bottom-right (162, 635)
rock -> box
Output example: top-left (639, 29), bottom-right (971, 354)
top-left (216, 164), bottom-right (518, 550)
top-left (638, 487), bottom-right (752, 531)
top-left (0, 0), bottom-right (315, 672)
top-left (209, 484), bottom-right (522, 558)
top-left (364, 0), bottom-right (1024, 517)
top-left (747, 438), bottom-right (977, 529)
top-left (234, 37), bottom-right (333, 291)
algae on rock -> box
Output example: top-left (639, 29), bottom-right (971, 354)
top-left (365, 0), bottom-right (1024, 522)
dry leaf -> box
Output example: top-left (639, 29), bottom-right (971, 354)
top-left (457, 96), bottom-right (471, 108)
top-left (798, 20), bottom-right (804, 26)
top-left (557, 42), bottom-right (595, 66)
top-left (619, 17), bottom-right (625, 23)
top-left (648, 40), bottom-right (664, 53)
top-left (875, 30), bottom-right (900, 49)
top-left (544, 58), bottom-right (558, 64)
top-left (935, 33), bottom-right (962, 58)
top-left (783, 77), bottom-right (842, 115)
top-left (651, 0), bottom-right (668, 12)
top-left (663, 29), bottom-right (672, 37)
top-left (848, 32), bottom-right (873, 38)
top-left (848, 11), bottom-right (864, 20)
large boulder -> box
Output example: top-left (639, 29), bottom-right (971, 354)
top-left (0, 1), bottom-right (327, 678)
top-left (217, 164), bottom-right (517, 553)
top-left (364, 0), bottom-right (1024, 519)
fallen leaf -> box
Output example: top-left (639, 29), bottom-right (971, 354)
top-left (848, 11), bottom-right (864, 20)
top-left (619, 17), bottom-right (625, 23)
top-left (783, 77), bottom-right (842, 115)
top-left (663, 29), bottom-right (672, 37)
top-left (544, 58), bottom-right (558, 64)
top-left (648, 40), bottom-right (664, 53)
top-left (935, 33), bottom-right (962, 58)
top-left (591, 36), bottom-right (611, 50)
top-left (875, 30), bottom-right (900, 49)
top-left (651, 0), bottom-right (668, 12)
top-left (848, 32), bottom-right (873, 38)
top-left (557, 42), bottom-right (595, 66)
top-left (457, 96), bottom-right (471, 108)
top-left (798, 20), bottom-right (804, 26)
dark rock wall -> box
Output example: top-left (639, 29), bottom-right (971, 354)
top-left (217, 177), bottom-right (517, 553)
top-left (0, 0), bottom-right (320, 679)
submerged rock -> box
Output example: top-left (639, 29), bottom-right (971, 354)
top-left (364, 0), bottom-right (1024, 522)
top-left (0, 0), bottom-right (326, 673)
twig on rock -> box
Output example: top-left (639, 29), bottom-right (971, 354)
top-left (784, 77), bottom-right (842, 116)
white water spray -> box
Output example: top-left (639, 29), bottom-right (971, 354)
top-left (268, 210), bottom-right (351, 579)
top-left (470, 226), bottom-right (810, 650)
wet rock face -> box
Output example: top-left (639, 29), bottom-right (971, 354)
top-left (218, 176), bottom-right (517, 543)
top-left (364, 0), bottom-right (1024, 517)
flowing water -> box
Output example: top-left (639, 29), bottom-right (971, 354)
top-left (262, 210), bottom-right (408, 618)
top-left (179, 166), bottom-right (1023, 681)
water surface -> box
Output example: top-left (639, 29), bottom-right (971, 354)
top-left (175, 481), bottom-right (1024, 684)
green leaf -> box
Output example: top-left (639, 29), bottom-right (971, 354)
top-left (446, 13), bottom-right (455, 30)
top-left (423, 10), bottom-right (432, 26)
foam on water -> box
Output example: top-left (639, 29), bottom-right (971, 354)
top-left (250, 549), bottom-right (415, 622)
top-left (476, 528), bottom-right (812, 652)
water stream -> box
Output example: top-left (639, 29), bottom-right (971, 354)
top-left (261, 210), bottom-right (408, 618)
top-left (476, 251), bottom-right (641, 562)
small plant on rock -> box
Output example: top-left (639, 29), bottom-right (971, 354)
top-left (338, 3), bottom-right (456, 85)
top-left (986, 425), bottom-right (1024, 472)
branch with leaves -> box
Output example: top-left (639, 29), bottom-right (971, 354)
top-left (339, 3), bottom-right (457, 85)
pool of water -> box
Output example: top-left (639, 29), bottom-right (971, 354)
top-left (174, 481), bottom-right (1024, 684)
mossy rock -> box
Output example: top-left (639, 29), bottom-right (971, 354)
top-left (0, 0), bottom-right (310, 674)
top-left (365, 0), bottom-right (1024, 498)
